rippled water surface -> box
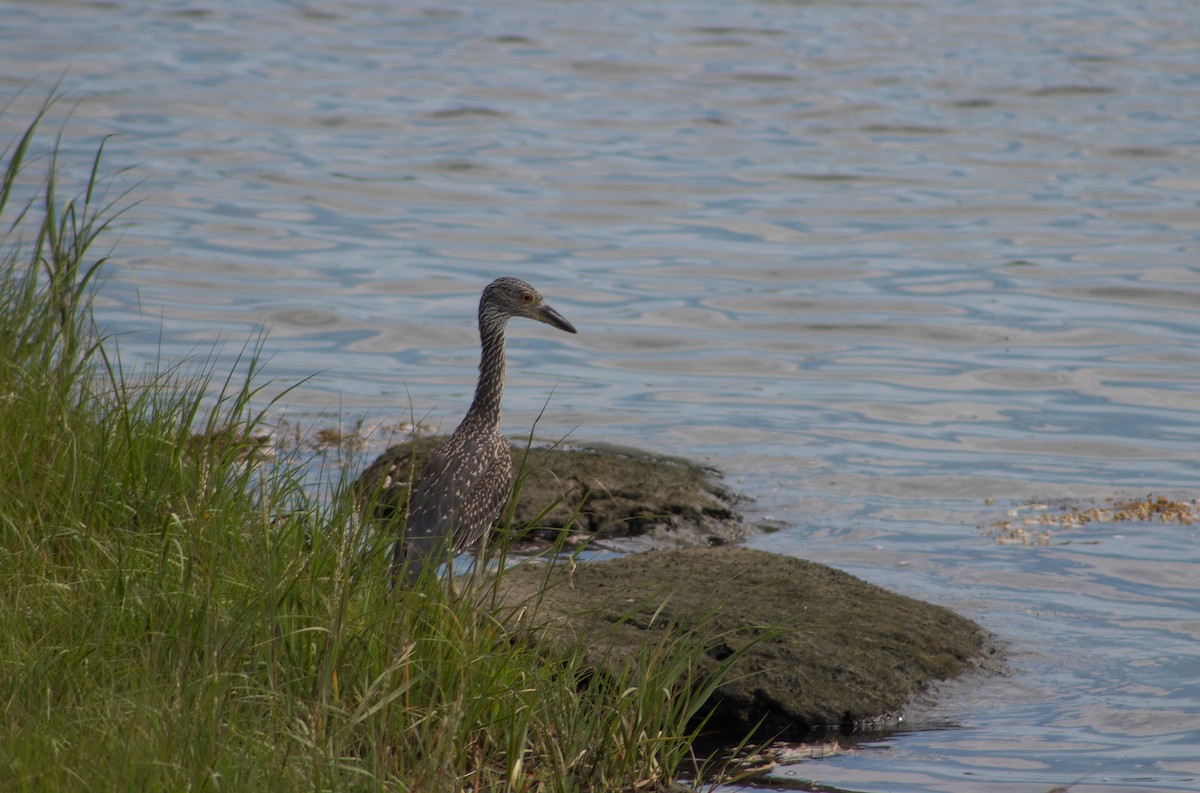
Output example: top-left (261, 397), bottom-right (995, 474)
top-left (4, 0), bottom-right (1200, 789)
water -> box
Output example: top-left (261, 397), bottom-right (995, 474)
top-left (3, 0), bottom-right (1200, 789)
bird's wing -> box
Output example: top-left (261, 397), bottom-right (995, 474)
top-left (450, 445), bottom-right (515, 552)
top-left (399, 430), bottom-right (512, 575)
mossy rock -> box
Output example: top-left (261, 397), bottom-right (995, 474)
top-left (491, 546), bottom-right (992, 739)
top-left (355, 438), bottom-right (745, 545)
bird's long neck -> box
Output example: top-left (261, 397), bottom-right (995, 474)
top-left (465, 311), bottom-right (507, 430)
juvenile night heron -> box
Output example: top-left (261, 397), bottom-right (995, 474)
top-left (392, 276), bottom-right (576, 583)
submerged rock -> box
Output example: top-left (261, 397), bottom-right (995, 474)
top-left (355, 437), bottom-right (746, 546)
top-left (490, 546), bottom-right (991, 739)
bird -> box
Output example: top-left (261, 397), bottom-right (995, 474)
top-left (391, 276), bottom-right (576, 584)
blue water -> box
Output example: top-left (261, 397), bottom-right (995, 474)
top-left (3, 0), bottom-right (1200, 789)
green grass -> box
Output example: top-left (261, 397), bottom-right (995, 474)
top-left (0, 103), bottom-right (748, 792)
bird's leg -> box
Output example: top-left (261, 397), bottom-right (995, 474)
top-left (388, 538), bottom-right (404, 593)
top-left (471, 531), bottom-right (488, 584)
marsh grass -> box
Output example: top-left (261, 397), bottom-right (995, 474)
top-left (0, 105), bottom-right (756, 792)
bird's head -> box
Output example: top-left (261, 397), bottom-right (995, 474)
top-left (480, 276), bottom-right (577, 334)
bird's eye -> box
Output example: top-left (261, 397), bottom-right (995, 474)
top-left (519, 291), bottom-right (535, 305)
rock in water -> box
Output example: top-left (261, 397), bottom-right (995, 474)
top-left (490, 546), bottom-right (991, 738)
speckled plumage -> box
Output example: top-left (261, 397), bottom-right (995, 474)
top-left (393, 277), bottom-right (576, 583)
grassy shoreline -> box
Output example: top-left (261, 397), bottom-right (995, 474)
top-left (0, 106), bottom-right (743, 792)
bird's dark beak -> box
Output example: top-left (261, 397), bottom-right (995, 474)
top-left (538, 303), bottom-right (577, 334)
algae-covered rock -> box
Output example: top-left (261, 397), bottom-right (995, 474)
top-left (359, 439), bottom-right (992, 739)
top-left (355, 437), bottom-right (745, 545)
top-left (491, 546), bottom-right (990, 739)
